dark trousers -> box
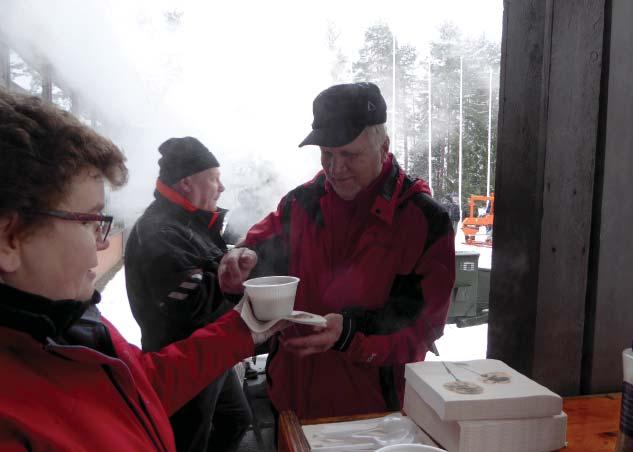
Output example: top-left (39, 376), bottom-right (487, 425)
top-left (170, 369), bottom-right (252, 452)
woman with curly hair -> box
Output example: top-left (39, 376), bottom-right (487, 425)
top-left (0, 89), bottom-right (278, 451)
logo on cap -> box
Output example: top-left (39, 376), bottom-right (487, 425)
top-left (298, 82), bottom-right (387, 148)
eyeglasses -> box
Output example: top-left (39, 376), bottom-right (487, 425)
top-left (23, 209), bottom-right (114, 243)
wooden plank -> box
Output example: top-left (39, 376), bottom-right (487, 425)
top-left (532, 0), bottom-right (605, 395)
top-left (490, 0), bottom-right (609, 395)
top-left (278, 411), bottom-right (310, 452)
top-left (562, 394), bottom-right (620, 451)
top-left (488, 0), bottom-right (549, 377)
top-left (586, 0), bottom-right (633, 393)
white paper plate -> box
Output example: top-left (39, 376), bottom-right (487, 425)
top-left (240, 298), bottom-right (327, 332)
top-left (284, 310), bottom-right (328, 326)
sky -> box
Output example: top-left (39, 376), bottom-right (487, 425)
top-left (0, 0), bottom-right (503, 225)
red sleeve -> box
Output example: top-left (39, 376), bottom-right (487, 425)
top-left (242, 196), bottom-right (292, 277)
top-left (243, 200), bottom-right (286, 247)
top-left (122, 310), bottom-right (254, 415)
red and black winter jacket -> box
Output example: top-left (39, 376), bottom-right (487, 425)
top-left (0, 284), bottom-right (253, 451)
top-left (243, 154), bottom-right (456, 419)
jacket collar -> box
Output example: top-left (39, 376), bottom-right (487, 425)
top-left (324, 154), bottom-right (432, 225)
top-left (371, 154), bottom-right (433, 224)
top-left (367, 154), bottom-right (402, 225)
top-left (155, 179), bottom-right (223, 231)
top-left (0, 283), bottom-right (98, 343)
top-left (322, 153), bottom-right (403, 225)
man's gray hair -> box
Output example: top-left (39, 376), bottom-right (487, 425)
top-left (365, 124), bottom-right (389, 152)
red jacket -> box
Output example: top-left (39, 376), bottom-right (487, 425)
top-left (0, 285), bottom-right (253, 452)
top-left (243, 155), bottom-right (455, 419)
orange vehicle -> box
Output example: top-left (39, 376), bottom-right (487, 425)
top-left (462, 194), bottom-right (494, 246)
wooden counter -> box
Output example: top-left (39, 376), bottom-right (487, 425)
top-left (278, 393), bottom-right (621, 451)
top-left (563, 393), bottom-right (621, 451)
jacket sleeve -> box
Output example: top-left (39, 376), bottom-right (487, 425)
top-left (241, 195), bottom-right (293, 277)
top-left (126, 226), bottom-right (229, 347)
top-left (115, 310), bottom-right (254, 416)
top-left (332, 211), bottom-right (456, 366)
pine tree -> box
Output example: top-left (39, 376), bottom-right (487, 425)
top-left (349, 21), bottom-right (500, 206)
top-left (352, 23), bottom-right (420, 171)
top-left (327, 22), bottom-right (349, 84)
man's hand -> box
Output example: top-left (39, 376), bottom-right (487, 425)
top-left (219, 248), bottom-right (257, 294)
top-left (281, 313), bottom-right (343, 357)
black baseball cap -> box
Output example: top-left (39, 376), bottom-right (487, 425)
top-left (299, 82), bottom-right (387, 148)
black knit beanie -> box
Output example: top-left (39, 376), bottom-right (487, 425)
top-left (158, 136), bottom-right (220, 185)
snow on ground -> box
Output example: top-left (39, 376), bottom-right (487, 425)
top-left (99, 268), bottom-right (142, 347)
top-left (454, 221), bottom-right (492, 269)
top-left (424, 323), bottom-right (487, 361)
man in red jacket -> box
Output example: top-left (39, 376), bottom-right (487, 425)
top-left (220, 82), bottom-right (456, 419)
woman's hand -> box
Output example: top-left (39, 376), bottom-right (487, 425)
top-left (233, 295), bottom-right (290, 345)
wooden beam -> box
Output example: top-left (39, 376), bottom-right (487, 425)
top-left (489, 0), bottom-right (607, 395)
top-left (584, 0), bottom-right (633, 393)
top-left (532, 0), bottom-right (605, 395)
top-left (488, 0), bottom-right (549, 383)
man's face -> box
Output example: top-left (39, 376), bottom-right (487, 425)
top-left (320, 129), bottom-right (388, 200)
top-left (185, 167), bottom-right (225, 211)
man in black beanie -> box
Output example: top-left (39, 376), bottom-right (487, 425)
top-left (125, 137), bottom-right (253, 452)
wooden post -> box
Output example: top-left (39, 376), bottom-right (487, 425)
top-left (488, 0), bottom-right (551, 386)
top-left (583, 0), bottom-right (633, 393)
top-left (489, 0), bottom-right (607, 395)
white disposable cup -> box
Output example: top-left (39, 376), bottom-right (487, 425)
top-left (243, 276), bottom-right (299, 321)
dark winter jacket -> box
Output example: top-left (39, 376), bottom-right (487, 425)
top-left (441, 198), bottom-right (461, 223)
top-left (243, 154), bottom-right (455, 419)
top-left (125, 180), bottom-right (232, 352)
top-left (0, 283), bottom-right (253, 451)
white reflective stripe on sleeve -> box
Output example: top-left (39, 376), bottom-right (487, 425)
top-left (179, 282), bottom-right (198, 290)
top-left (189, 273), bottom-right (203, 281)
top-left (167, 291), bottom-right (188, 301)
